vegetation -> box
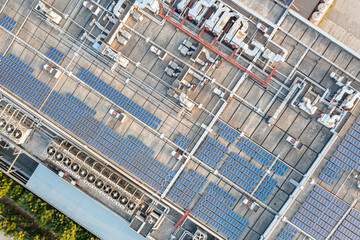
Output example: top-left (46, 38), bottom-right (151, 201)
top-left (0, 171), bottom-right (99, 240)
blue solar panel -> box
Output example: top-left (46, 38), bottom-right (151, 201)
top-left (78, 69), bottom-right (161, 129)
top-left (290, 186), bottom-right (350, 240)
top-left (237, 140), bottom-right (270, 166)
top-left (276, 161), bottom-right (288, 171)
top-left (168, 170), bottom-right (205, 208)
top-left (218, 129), bottom-right (235, 143)
top-left (265, 176), bottom-right (277, 186)
top-left (0, 20), bottom-right (13, 31)
top-left (229, 152), bottom-right (262, 175)
top-left (65, 93), bottom-right (96, 115)
top-left (239, 137), bottom-right (274, 161)
top-left (193, 184), bottom-right (249, 239)
top-left (175, 138), bottom-right (187, 149)
top-left (50, 47), bottom-right (64, 59)
top-left (219, 167), bottom-right (252, 192)
top-left (195, 152), bottom-right (217, 168)
top-left (326, 162), bottom-right (342, 174)
top-left (2, 15), bottom-right (16, 26)
top-left (178, 133), bottom-right (190, 144)
top-left (8, 54), bottom-right (34, 74)
top-left (41, 91), bottom-right (174, 193)
top-left (216, 121), bottom-right (239, 138)
top-left (272, 166), bottom-right (285, 176)
top-left (205, 136), bottom-right (228, 152)
top-left (0, 55), bottom-right (50, 108)
top-left (128, 136), bottom-right (155, 156)
top-left (46, 52), bottom-right (61, 63)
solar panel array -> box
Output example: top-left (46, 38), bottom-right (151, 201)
top-left (46, 47), bottom-right (64, 63)
top-left (41, 91), bottom-right (174, 193)
top-left (218, 130), bottom-right (235, 143)
top-left (174, 133), bottom-right (190, 149)
top-left (330, 209), bottom-right (360, 240)
top-left (237, 138), bottom-right (273, 166)
top-left (291, 186), bottom-right (349, 240)
top-left (319, 118), bottom-right (360, 185)
top-left (8, 54), bottom-right (34, 73)
top-left (0, 54), bottom-right (50, 108)
top-left (216, 121), bottom-right (239, 138)
top-left (128, 135), bottom-right (155, 156)
top-left (277, 224), bottom-right (298, 240)
top-left (195, 136), bottom-right (228, 168)
top-left (65, 93), bottom-right (96, 115)
top-left (0, 15), bottom-right (16, 31)
top-left (254, 176), bottom-right (277, 202)
top-left (272, 161), bottom-right (288, 176)
top-left (220, 152), bottom-right (262, 192)
top-left (167, 170), bottom-right (206, 208)
top-left (78, 68), bottom-right (161, 129)
top-left (193, 183), bottom-right (249, 240)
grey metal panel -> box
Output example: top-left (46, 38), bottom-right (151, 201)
top-left (26, 164), bottom-right (146, 240)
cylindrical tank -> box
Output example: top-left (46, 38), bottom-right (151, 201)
top-left (322, 0), bottom-right (335, 5)
top-left (310, 11), bottom-right (322, 25)
top-left (317, 3), bottom-right (328, 13)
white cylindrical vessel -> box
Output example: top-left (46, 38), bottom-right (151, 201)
top-left (322, 0), bottom-right (335, 5)
top-left (310, 11), bottom-right (322, 25)
top-left (317, 3), bottom-right (328, 13)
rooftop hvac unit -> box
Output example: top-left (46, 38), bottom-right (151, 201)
top-left (0, 110), bottom-right (34, 145)
top-left (6, 124), bottom-right (14, 134)
top-left (127, 201), bottom-right (136, 211)
top-left (0, 119), bottom-right (6, 128)
top-left (79, 168), bottom-right (88, 178)
top-left (193, 228), bottom-right (207, 240)
top-left (55, 152), bottom-right (64, 161)
top-left (120, 196), bottom-right (128, 204)
top-left (87, 173), bottom-right (96, 183)
top-left (95, 179), bottom-right (104, 188)
top-left (13, 129), bottom-right (22, 139)
top-left (111, 190), bottom-right (120, 199)
top-left (103, 185), bottom-right (112, 194)
top-left (47, 146), bottom-right (56, 156)
top-left (63, 158), bottom-right (72, 167)
top-left (71, 163), bottom-right (80, 172)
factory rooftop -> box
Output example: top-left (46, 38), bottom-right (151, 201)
top-left (0, 0), bottom-right (359, 240)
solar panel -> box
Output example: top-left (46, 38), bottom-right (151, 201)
top-left (128, 136), bottom-right (155, 156)
top-left (0, 54), bottom-right (50, 108)
top-left (0, 20), bottom-right (13, 31)
top-left (216, 121), bottom-right (239, 138)
top-left (237, 139), bottom-right (272, 166)
top-left (42, 91), bottom-right (174, 193)
top-left (78, 69), bottom-right (161, 129)
top-left (290, 186), bottom-right (349, 240)
top-left (65, 93), bottom-right (96, 115)
top-left (193, 184), bottom-right (249, 239)
top-left (2, 15), bottom-right (16, 26)
top-left (8, 54), bottom-right (35, 74)
top-left (168, 170), bottom-right (205, 208)
top-left (218, 129), bottom-right (235, 143)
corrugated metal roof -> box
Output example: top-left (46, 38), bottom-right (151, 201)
top-left (26, 164), bottom-right (146, 240)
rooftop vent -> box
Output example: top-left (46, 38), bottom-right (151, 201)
top-left (71, 163), bottom-right (79, 172)
top-left (0, 119), bottom-right (6, 128)
top-left (111, 190), bottom-right (120, 199)
top-left (47, 146), bottom-right (56, 156)
top-left (55, 152), bottom-right (64, 161)
top-left (6, 124), bottom-right (14, 133)
top-left (79, 168), bottom-right (88, 177)
top-left (87, 173), bottom-right (96, 183)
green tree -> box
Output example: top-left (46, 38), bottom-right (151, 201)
top-left (8, 184), bottom-right (23, 201)
top-left (0, 177), bottom-right (13, 198)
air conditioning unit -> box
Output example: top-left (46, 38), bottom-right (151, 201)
top-left (0, 110), bottom-right (33, 145)
top-left (193, 228), bottom-right (207, 240)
